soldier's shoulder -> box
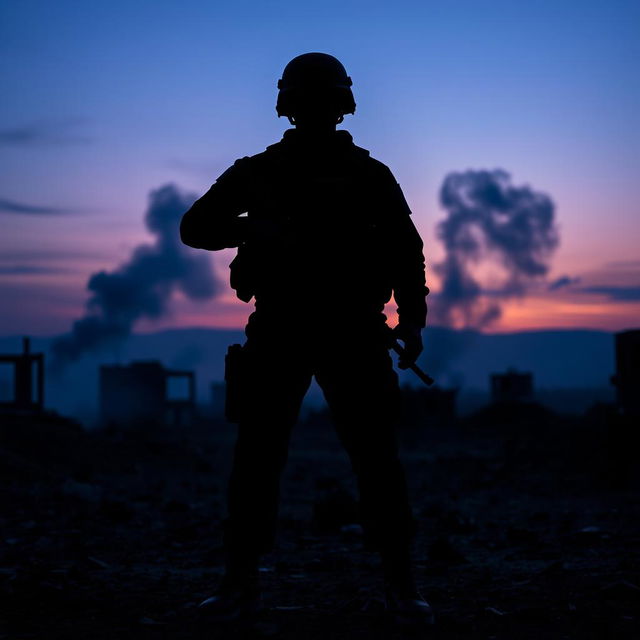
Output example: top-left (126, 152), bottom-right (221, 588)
top-left (350, 145), bottom-right (412, 214)
top-left (229, 152), bottom-right (263, 170)
top-left (216, 154), bottom-right (253, 180)
top-left (355, 150), bottom-right (397, 181)
top-left (342, 135), bottom-right (390, 170)
top-left (218, 150), bottom-right (271, 181)
top-left (360, 152), bottom-right (390, 170)
top-left (237, 144), bottom-right (284, 170)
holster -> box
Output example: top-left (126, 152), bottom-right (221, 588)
top-left (224, 343), bottom-right (248, 423)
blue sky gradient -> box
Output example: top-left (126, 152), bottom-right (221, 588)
top-left (1, 0), bottom-right (639, 334)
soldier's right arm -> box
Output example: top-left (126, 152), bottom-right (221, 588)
top-left (180, 158), bottom-right (252, 251)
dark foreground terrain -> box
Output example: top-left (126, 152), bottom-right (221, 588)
top-left (1, 400), bottom-right (638, 639)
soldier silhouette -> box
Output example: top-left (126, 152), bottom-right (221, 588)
top-left (180, 52), bottom-right (433, 627)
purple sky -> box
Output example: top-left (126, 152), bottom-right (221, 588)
top-left (1, 0), bottom-right (639, 336)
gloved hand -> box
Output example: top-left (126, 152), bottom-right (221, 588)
top-left (391, 324), bottom-right (423, 370)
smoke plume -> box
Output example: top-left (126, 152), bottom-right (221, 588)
top-left (51, 184), bottom-right (217, 369)
top-left (431, 169), bottom-right (559, 329)
top-left (548, 275), bottom-right (580, 291)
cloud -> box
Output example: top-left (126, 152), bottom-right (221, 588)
top-left (0, 118), bottom-right (91, 147)
top-left (548, 275), bottom-right (581, 291)
top-left (0, 198), bottom-right (69, 215)
top-left (0, 248), bottom-right (112, 261)
top-left (50, 183), bottom-right (220, 369)
top-left (431, 169), bottom-right (559, 329)
top-left (579, 286), bottom-right (640, 301)
top-left (0, 265), bottom-right (69, 275)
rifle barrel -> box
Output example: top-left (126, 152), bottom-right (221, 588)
top-left (389, 340), bottom-right (435, 386)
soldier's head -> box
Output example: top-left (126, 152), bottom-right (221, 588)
top-left (276, 53), bottom-right (356, 129)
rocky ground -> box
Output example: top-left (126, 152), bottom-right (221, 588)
top-left (1, 401), bottom-right (639, 639)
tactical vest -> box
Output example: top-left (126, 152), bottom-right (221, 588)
top-left (228, 137), bottom-right (406, 310)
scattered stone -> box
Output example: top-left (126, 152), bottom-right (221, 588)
top-left (567, 525), bottom-right (607, 544)
top-left (580, 526), bottom-right (601, 534)
top-left (62, 479), bottom-right (102, 503)
top-left (340, 523), bottom-right (363, 540)
top-left (87, 556), bottom-right (111, 569)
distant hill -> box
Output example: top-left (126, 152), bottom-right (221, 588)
top-left (422, 327), bottom-right (615, 388)
top-left (0, 326), bottom-right (618, 425)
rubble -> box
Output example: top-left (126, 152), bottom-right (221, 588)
top-left (1, 406), bottom-right (638, 639)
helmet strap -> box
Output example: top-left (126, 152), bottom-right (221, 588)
top-left (287, 114), bottom-right (344, 126)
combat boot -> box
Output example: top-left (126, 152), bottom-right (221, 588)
top-left (197, 569), bottom-right (262, 622)
top-left (380, 546), bottom-right (435, 628)
top-left (383, 579), bottom-right (435, 628)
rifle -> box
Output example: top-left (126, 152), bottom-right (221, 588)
top-left (386, 326), bottom-right (435, 387)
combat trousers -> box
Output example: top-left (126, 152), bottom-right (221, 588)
top-left (222, 313), bottom-right (418, 567)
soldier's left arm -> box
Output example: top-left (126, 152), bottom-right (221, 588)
top-left (180, 158), bottom-right (252, 251)
top-left (382, 171), bottom-right (430, 330)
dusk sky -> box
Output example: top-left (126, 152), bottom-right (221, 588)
top-left (1, 0), bottom-right (639, 337)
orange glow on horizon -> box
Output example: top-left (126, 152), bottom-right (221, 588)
top-left (492, 295), bottom-right (640, 333)
top-left (138, 292), bottom-right (640, 335)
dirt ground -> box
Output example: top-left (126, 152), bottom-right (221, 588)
top-left (1, 402), bottom-right (639, 639)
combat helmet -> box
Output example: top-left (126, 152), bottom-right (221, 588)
top-left (276, 52), bottom-right (356, 123)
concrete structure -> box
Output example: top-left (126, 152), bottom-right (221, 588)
top-left (491, 369), bottom-right (534, 404)
top-left (0, 337), bottom-right (44, 414)
top-left (99, 360), bottom-right (196, 427)
top-left (612, 329), bottom-right (640, 417)
top-left (210, 381), bottom-right (226, 418)
top-left (401, 385), bottom-right (458, 424)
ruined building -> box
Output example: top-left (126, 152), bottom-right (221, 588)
top-left (0, 337), bottom-right (45, 414)
top-left (400, 384), bottom-right (458, 425)
top-left (210, 381), bottom-right (226, 418)
top-left (99, 361), bottom-right (196, 427)
top-left (612, 329), bottom-right (640, 418)
top-left (490, 369), bottom-right (534, 405)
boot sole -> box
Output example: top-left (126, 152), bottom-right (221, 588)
top-left (197, 595), bottom-right (263, 622)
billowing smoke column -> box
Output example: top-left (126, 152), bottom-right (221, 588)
top-left (51, 184), bottom-right (218, 369)
top-left (431, 169), bottom-right (559, 329)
